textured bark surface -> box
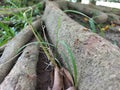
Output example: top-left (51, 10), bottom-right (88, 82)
top-left (56, 1), bottom-right (120, 24)
top-left (0, 19), bottom-right (41, 83)
top-left (89, 4), bottom-right (120, 16)
top-left (43, 1), bottom-right (120, 90)
top-left (68, 2), bottom-right (108, 23)
top-left (0, 43), bottom-right (39, 90)
top-left (67, 2), bottom-right (120, 24)
top-left (0, 44), bottom-right (6, 53)
top-left (0, 0), bottom-right (120, 90)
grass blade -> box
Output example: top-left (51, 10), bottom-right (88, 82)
top-left (61, 52), bottom-right (72, 75)
top-left (89, 18), bottom-right (96, 33)
top-left (60, 41), bottom-right (78, 87)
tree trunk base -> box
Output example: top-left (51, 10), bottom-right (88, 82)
top-left (0, 1), bottom-right (120, 90)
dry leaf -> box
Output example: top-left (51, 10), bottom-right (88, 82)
top-left (62, 67), bottom-right (74, 85)
top-left (83, 28), bottom-right (89, 31)
top-left (83, 17), bottom-right (89, 22)
top-left (66, 86), bottom-right (76, 90)
top-left (101, 25), bottom-right (109, 31)
top-left (48, 86), bottom-right (52, 90)
top-left (52, 66), bottom-right (64, 90)
top-left (111, 23), bottom-right (116, 27)
top-left (118, 28), bottom-right (120, 32)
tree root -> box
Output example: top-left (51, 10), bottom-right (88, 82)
top-left (0, 1), bottom-right (120, 90)
top-left (68, 2), bottom-right (108, 23)
top-left (56, 1), bottom-right (120, 24)
top-left (43, 1), bottom-right (120, 90)
top-left (89, 4), bottom-right (120, 16)
top-left (0, 44), bottom-right (6, 53)
top-left (0, 19), bottom-right (41, 83)
top-left (0, 43), bottom-right (39, 90)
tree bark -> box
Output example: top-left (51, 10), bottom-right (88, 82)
top-left (67, 2), bottom-right (120, 24)
top-left (0, 43), bottom-right (39, 90)
top-left (0, 0), bottom-right (120, 89)
top-left (56, 1), bottom-right (120, 24)
top-left (0, 19), bottom-right (41, 83)
top-left (43, 1), bottom-right (120, 90)
top-left (0, 44), bottom-right (6, 53)
top-left (89, 4), bottom-right (120, 16)
top-left (68, 2), bottom-right (108, 23)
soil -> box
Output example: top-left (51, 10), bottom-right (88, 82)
top-left (36, 48), bottom-right (53, 90)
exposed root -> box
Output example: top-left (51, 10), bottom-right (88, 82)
top-left (0, 43), bottom-right (39, 90)
top-left (0, 19), bottom-right (42, 83)
top-left (43, 1), bottom-right (120, 89)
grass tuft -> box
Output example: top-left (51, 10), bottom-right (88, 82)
top-left (60, 41), bottom-right (78, 87)
top-left (64, 9), bottom-right (97, 33)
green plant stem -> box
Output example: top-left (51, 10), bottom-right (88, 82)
top-left (64, 10), bottom-right (90, 19)
top-left (64, 10), bottom-right (97, 33)
top-left (23, 7), bottom-right (57, 67)
top-left (29, 24), bottom-right (57, 67)
top-left (60, 41), bottom-right (78, 87)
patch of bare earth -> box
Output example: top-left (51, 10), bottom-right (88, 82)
top-left (36, 48), bottom-right (52, 90)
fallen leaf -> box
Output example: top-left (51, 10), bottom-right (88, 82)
top-left (66, 86), bottom-right (76, 90)
top-left (111, 23), bottom-right (116, 27)
top-left (52, 66), bottom-right (63, 90)
top-left (83, 17), bottom-right (89, 22)
top-left (48, 86), bottom-right (52, 90)
top-left (83, 28), bottom-right (89, 31)
top-left (118, 28), bottom-right (120, 32)
top-left (62, 67), bottom-right (74, 85)
top-left (101, 25), bottom-right (109, 31)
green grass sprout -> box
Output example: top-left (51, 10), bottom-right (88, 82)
top-left (64, 10), bottom-right (97, 33)
top-left (60, 41), bottom-right (78, 87)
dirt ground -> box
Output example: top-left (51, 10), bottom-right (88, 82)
top-left (36, 48), bottom-right (52, 90)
